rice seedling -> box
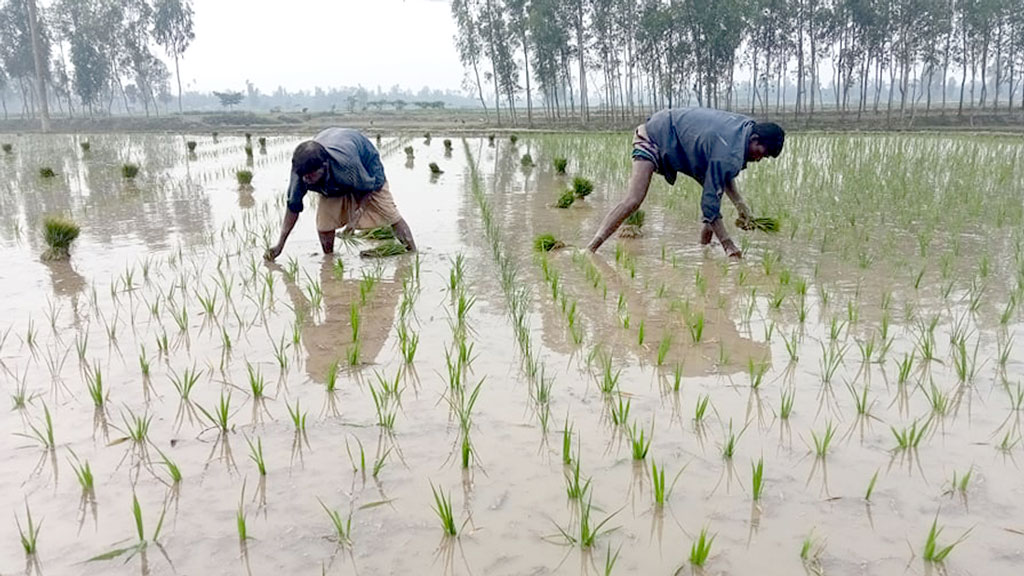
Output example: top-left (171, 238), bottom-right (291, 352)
top-left (120, 408), bottom-right (152, 445)
top-left (122, 163), bottom-right (139, 179)
top-left (428, 162), bottom-right (443, 174)
top-left (783, 331), bottom-right (799, 363)
top-left (694, 394), bottom-right (711, 423)
top-left (558, 494), bottom-right (617, 549)
top-left (272, 334), bottom-right (289, 370)
top-left (952, 336), bottom-right (979, 383)
top-left (689, 526), bottom-right (715, 566)
top-left (244, 144), bottom-right (254, 158)
top-left (599, 354), bottom-right (621, 394)
top-left (572, 176), bottom-right (594, 199)
top-left (819, 343), bottom-right (847, 385)
top-left (636, 319), bottom-right (645, 345)
top-left (556, 189), bottom-right (575, 208)
top-left (892, 419), bottom-right (929, 451)
top-left (186, 140), bottom-right (197, 152)
top-left (998, 429), bottom-right (1021, 452)
top-left (656, 333), bottom-right (672, 366)
top-left (257, 136), bottom-right (266, 148)
top-left (347, 342), bottom-right (361, 366)
top-left (443, 138), bottom-right (452, 151)
top-left (751, 457), bottom-right (764, 501)
top-left (84, 363), bottom-right (106, 407)
top-left (236, 170), bottom-right (253, 185)
top-left (170, 366), bottom-right (202, 401)
top-left (628, 421), bottom-right (652, 460)
top-left (553, 156), bottom-right (568, 173)
top-left (430, 483), bottom-right (457, 536)
top-left (811, 421), bottom-right (836, 458)
top-left (951, 467), bottom-right (972, 494)
top-left (18, 403), bottom-right (55, 449)
top-left (922, 515), bottom-right (971, 564)
top-left (533, 234), bottom-right (564, 252)
top-left (997, 336), bottom-right (1013, 369)
top-left (603, 544), bottom-right (621, 576)
top-left (747, 358), bottom-right (768, 389)
top-left (864, 469), bottom-right (880, 501)
top-left (562, 418), bottom-right (574, 465)
top-left (404, 146), bottom-right (414, 159)
top-left (318, 499), bottom-right (352, 545)
top-left (565, 458), bottom-right (590, 500)
top-left (39, 167), bottom-right (56, 178)
top-left (925, 382), bottom-right (950, 416)
top-left (197, 392), bottom-right (232, 433)
top-left (68, 450), bottom-right (95, 492)
top-left (671, 362), bottom-right (684, 392)
top-left (237, 491), bottom-right (248, 541)
top-left (741, 216), bottom-right (780, 233)
top-left (16, 502), bottom-right (40, 555)
top-left (722, 420), bottom-right (742, 459)
top-left (287, 399), bottom-right (307, 432)
top-left (79, 140), bottom-right (91, 152)
top-left (246, 436), bottom-right (266, 476)
top-left (41, 215), bottom-right (80, 260)
top-left (896, 352), bottom-right (916, 385)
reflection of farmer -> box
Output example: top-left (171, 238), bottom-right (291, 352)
top-left (588, 108), bottom-right (785, 258)
top-left (265, 129), bottom-right (416, 260)
top-left (276, 259), bottom-right (407, 382)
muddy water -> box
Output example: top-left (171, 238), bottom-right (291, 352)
top-left (1, 132), bottom-right (1023, 576)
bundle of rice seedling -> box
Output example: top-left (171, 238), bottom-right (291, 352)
top-left (737, 216), bottom-right (780, 233)
top-left (122, 163), bottom-right (139, 179)
top-left (359, 240), bottom-right (408, 258)
top-left (556, 189), bottom-right (575, 209)
top-left (520, 154), bottom-right (534, 167)
top-left (619, 209), bottom-right (646, 238)
top-left (533, 234), bottom-right (565, 252)
top-left (359, 226), bottom-right (395, 240)
top-left (39, 167), bottom-right (56, 178)
top-left (80, 141), bottom-right (91, 152)
top-left (443, 139), bottom-right (453, 151)
top-left (429, 162), bottom-right (444, 175)
top-left (572, 177), bottom-right (594, 199)
top-left (404, 146), bottom-right (414, 159)
top-left (553, 157), bottom-right (568, 174)
top-left (186, 141), bottom-right (197, 152)
top-left (236, 169), bottom-right (254, 185)
top-left (42, 215), bottom-right (81, 260)
top-left (1, 143), bottom-right (12, 154)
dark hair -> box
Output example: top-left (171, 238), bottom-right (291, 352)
top-left (292, 141), bottom-right (329, 175)
top-left (751, 122), bottom-right (785, 158)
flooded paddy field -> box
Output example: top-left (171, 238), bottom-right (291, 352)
top-left (1, 130), bottom-right (1023, 576)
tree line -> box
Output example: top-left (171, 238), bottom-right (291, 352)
top-left (451, 0), bottom-right (1024, 125)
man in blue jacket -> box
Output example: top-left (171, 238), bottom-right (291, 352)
top-left (265, 128), bottom-right (416, 260)
top-left (587, 108), bottom-right (784, 258)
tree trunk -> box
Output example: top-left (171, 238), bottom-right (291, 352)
top-left (26, 0), bottom-right (50, 132)
top-left (521, 29), bottom-right (532, 126)
top-left (576, 1), bottom-right (588, 122)
top-left (175, 53), bottom-right (183, 113)
top-left (471, 58), bottom-right (488, 115)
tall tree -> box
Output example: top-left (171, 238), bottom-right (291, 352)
top-left (152, 0), bottom-right (194, 114)
top-left (26, 0), bottom-right (50, 130)
top-left (451, 0), bottom-right (489, 115)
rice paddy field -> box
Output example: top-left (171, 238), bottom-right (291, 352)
top-left (1, 129), bottom-right (1023, 576)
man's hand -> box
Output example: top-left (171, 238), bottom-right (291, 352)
top-left (264, 244), bottom-right (283, 261)
top-left (722, 239), bottom-right (742, 259)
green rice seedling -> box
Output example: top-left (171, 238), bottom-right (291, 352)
top-left (430, 483), bottom-right (457, 536)
top-left (857, 336), bottom-right (876, 364)
top-left (533, 234), bottom-right (564, 252)
top-left (603, 544), bottom-right (621, 576)
top-left (244, 144), bottom-right (254, 158)
top-left (443, 138), bottom-right (452, 151)
top-left (828, 317), bottom-right (846, 342)
top-left (572, 176), bottom-right (594, 199)
top-left (186, 141), bottom-right (197, 152)
top-left (170, 366), bottom-right (201, 401)
top-left (347, 341), bottom-right (361, 366)
top-left (428, 162), bottom-right (443, 174)
top-left (848, 382), bottom-right (873, 416)
top-left (896, 352), bottom-right (915, 385)
top-left (85, 363), bottom-right (106, 407)
top-left (998, 429), bottom-right (1021, 452)
top-left (656, 333), bottom-right (672, 366)
top-left (39, 167), bottom-right (56, 178)
top-left (257, 136), bottom-right (266, 148)
top-left (122, 163), bottom-right (139, 179)
top-left (565, 458), bottom-right (590, 500)
top-left (717, 342), bottom-right (730, 365)
top-left (997, 336), bottom-right (1013, 369)
top-left (318, 499), bottom-right (352, 545)
top-left (923, 515), bottom-right (971, 563)
top-left (287, 399), bottom-right (307, 432)
top-left (722, 420), bottom-right (742, 459)
top-left (79, 140), bottom-right (91, 152)
top-left (556, 189), bottom-right (575, 208)
top-left (16, 502), bottom-right (40, 555)
top-left (559, 495), bottom-right (616, 549)
top-left (952, 337), bottom-right (979, 383)
top-left (864, 469), bottom-right (879, 501)
top-left (694, 394), bottom-right (711, 423)
top-left (688, 311), bottom-right (705, 343)
top-left (628, 421), bottom-right (652, 460)
top-left (121, 409), bottom-right (152, 445)
top-left (520, 153), bottom-right (534, 167)
top-left (1000, 296), bottom-right (1017, 325)
top-left (651, 459), bottom-right (668, 506)
top-left (460, 432), bottom-right (472, 468)
top-left (553, 156), bottom-right (568, 173)
top-left (198, 392), bottom-right (232, 433)
top-left (742, 216), bottom-right (779, 233)
top-left (237, 492), bottom-right (248, 541)
top-left (324, 359), bottom-right (340, 393)
top-left (41, 216), bottom-right (81, 260)
top-left (951, 467), bottom-right (972, 494)
top-left (68, 451), bottom-right (94, 492)
top-left (610, 395), bottom-right (631, 427)
top-left (171, 303), bottom-right (188, 332)
top-left (811, 421), bottom-right (836, 458)
top-left (751, 457), bottom-right (764, 501)
top-left (246, 436), bottom-right (266, 476)
top-left (18, 403), bottom-right (55, 449)
top-left (783, 331), bottom-right (799, 363)
top-left (819, 343), bottom-right (847, 385)
top-left (892, 419), bottom-right (928, 451)
top-left (1, 143), bottom-right (11, 153)
top-left (562, 419), bottom-right (574, 465)
top-left (272, 334), bottom-right (289, 370)
top-left (925, 382), bottom-right (950, 416)
top-left (138, 347), bottom-right (150, 377)
top-left (236, 170), bottom-right (253, 185)
top-left (747, 359), bottom-right (768, 389)
top-left (398, 324), bottom-right (419, 364)
top-left (670, 363), bottom-right (684, 392)
top-left (689, 527), bottom-right (715, 566)
top-left (637, 319), bottom-right (645, 345)
top-left (599, 354), bottom-right (621, 394)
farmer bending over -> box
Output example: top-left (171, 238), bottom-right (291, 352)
top-left (265, 128), bottom-right (416, 260)
top-left (587, 108), bottom-right (784, 258)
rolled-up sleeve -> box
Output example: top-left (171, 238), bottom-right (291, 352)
top-left (286, 170), bottom-right (306, 213)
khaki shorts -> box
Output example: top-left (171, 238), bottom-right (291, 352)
top-left (316, 181), bottom-right (402, 232)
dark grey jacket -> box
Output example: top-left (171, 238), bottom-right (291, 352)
top-left (286, 128), bottom-right (386, 213)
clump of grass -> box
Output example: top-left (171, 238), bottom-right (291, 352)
top-left (41, 215), bottom-right (81, 261)
top-left (428, 162), bottom-right (443, 174)
top-left (689, 527), bottom-right (715, 566)
top-left (572, 176), bottom-right (594, 199)
top-left (628, 421), bottom-right (651, 460)
top-left (80, 141), bottom-right (91, 152)
top-left (892, 419), bottom-right (928, 451)
top-left (236, 169), bottom-right (253, 185)
top-left (556, 189), bottom-right (575, 209)
top-left (520, 153), bottom-right (534, 167)
top-left (553, 156), bottom-right (568, 174)
top-left (751, 457), bottom-right (764, 501)
top-left (39, 167), bottom-right (56, 178)
top-left (122, 163), bottom-right (139, 179)
top-left (186, 140), bottom-right (197, 152)
top-left (534, 234), bottom-right (565, 252)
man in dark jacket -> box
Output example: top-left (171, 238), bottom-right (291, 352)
top-left (265, 128), bottom-right (416, 260)
top-left (587, 108), bottom-right (784, 258)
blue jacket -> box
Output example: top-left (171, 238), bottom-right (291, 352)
top-left (644, 108), bottom-right (754, 223)
top-left (286, 128), bottom-right (386, 213)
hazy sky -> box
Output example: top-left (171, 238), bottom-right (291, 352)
top-left (181, 0), bottom-right (465, 93)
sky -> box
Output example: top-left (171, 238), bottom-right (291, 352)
top-left (181, 0), bottom-right (466, 94)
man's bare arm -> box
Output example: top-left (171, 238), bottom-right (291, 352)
top-left (587, 161), bottom-right (655, 252)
